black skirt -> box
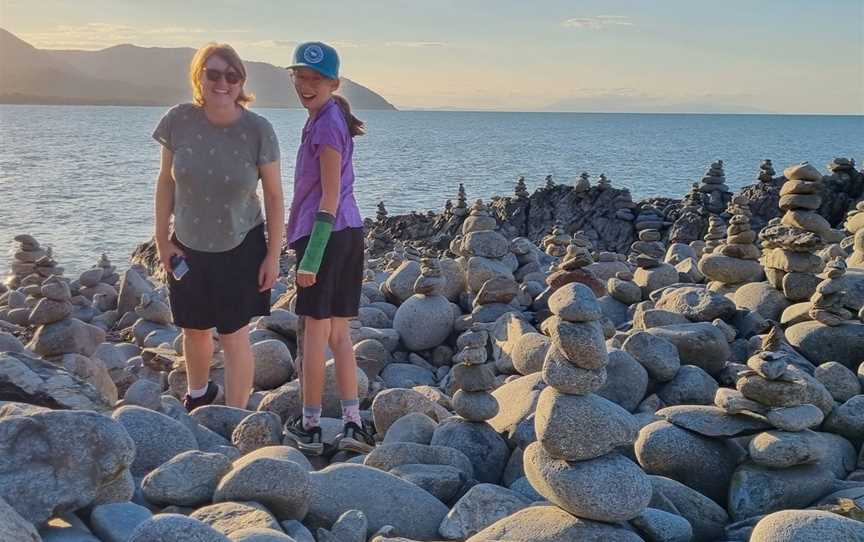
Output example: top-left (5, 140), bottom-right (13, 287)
top-left (291, 227), bottom-right (364, 319)
top-left (168, 223), bottom-right (271, 334)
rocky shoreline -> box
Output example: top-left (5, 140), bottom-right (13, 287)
top-left (3, 157), bottom-right (864, 541)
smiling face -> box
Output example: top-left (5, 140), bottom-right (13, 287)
top-left (201, 54), bottom-right (243, 108)
top-left (291, 67), bottom-right (339, 113)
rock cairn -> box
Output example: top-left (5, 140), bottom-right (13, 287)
top-left (4, 234), bottom-right (64, 291)
top-left (808, 257), bottom-right (852, 326)
top-left (514, 176), bottom-right (529, 199)
top-left (761, 162), bottom-right (827, 301)
top-left (376, 201), bottom-right (388, 222)
top-left (634, 205), bottom-right (666, 233)
top-left (543, 175), bottom-right (555, 190)
top-left (78, 254), bottom-right (121, 315)
top-left (845, 201), bottom-right (864, 269)
top-left (703, 215), bottom-right (726, 254)
top-left (607, 270), bottom-right (641, 306)
top-left (827, 156), bottom-right (857, 182)
top-left (632, 229), bottom-right (678, 299)
top-left (393, 258), bottom-right (454, 352)
top-left (452, 183), bottom-right (468, 217)
top-left (131, 293), bottom-right (176, 348)
top-left (526, 282), bottom-right (649, 523)
top-left (541, 225), bottom-right (570, 258)
top-left (451, 328), bottom-right (499, 422)
top-left (700, 197), bottom-right (763, 287)
top-left (699, 160), bottom-right (732, 214)
top-left (724, 342), bottom-right (828, 518)
top-left (596, 173), bottom-right (612, 190)
top-left (573, 172), bottom-right (590, 193)
top-left (544, 234), bottom-right (605, 300)
top-left (629, 228), bottom-right (665, 268)
top-left (758, 159), bottom-right (776, 183)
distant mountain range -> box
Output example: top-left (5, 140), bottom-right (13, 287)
top-left (0, 28), bottom-right (396, 110)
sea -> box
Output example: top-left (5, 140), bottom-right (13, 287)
top-left (1, 104), bottom-right (862, 274)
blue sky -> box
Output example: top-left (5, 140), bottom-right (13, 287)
top-left (2, 0), bottom-right (862, 113)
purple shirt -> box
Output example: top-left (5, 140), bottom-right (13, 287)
top-left (285, 98), bottom-right (363, 245)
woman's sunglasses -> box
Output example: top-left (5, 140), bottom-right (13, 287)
top-left (203, 68), bottom-right (243, 85)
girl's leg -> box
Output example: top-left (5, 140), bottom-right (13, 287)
top-left (219, 325), bottom-right (255, 409)
top-left (329, 317), bottom-right (360, 425)
top-left (302, 316), bottom-right (331, 428)
top-left (183, 328), bottom-right (214, 393)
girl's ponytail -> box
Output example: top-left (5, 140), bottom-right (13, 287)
top-left (333, 94), bottom-right (365, 137)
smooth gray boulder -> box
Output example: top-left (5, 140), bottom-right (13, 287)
top-left (438, 483), bottom-right (530, 540)
top-left (0, 410), bottom-right (135, 525)
top-left (305, 463), bottom-right (448, 539)
top-left (112, 405), bottom-right (198, 476)
top-left (90, 502), bottom-right (153, 542)
top-left (750, 509), bottom-right (864, 541)
top-left (646, 322), bottom-right (731, 375)
top-left (649, 475), bottom-right (729, 541)
top-left (141, 450), bottom-right (232, 507)
top-left (728, 462), bottom-right (836, 521)
top-left (190, 501), bottom-right (282, 536)
top-left (0, 351), bottom-right (113, 411)
top-left (0, 495), bottom-right (40, 542)
top-left (466, 505), bottom-right (643, 541)
top-left (214, 457), bottom-right (310, 521)
top-left (129, 513), bottom-right (230, 542)
top-left (431, 417), bottom-right (509, 484)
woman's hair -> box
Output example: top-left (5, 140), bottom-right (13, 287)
top-left (332, 94), bottom-right (365, 137)
top-left (189, 43), bottom-right (255, 108)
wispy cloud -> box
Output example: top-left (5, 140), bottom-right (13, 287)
top-left (385, 41), bottom-right (447, 48)
top-left (247, 39), bottom-right (297, 49)
top-left (562, 15), bottom-right (633, 30)
top-left (19, 23), bottom-right (250, 50)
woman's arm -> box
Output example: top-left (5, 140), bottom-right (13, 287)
top-left (154, 146), bottom-right (175, 244)
top-left (259, 160), bottom-right (285, 257)
top-left (296, 145), bottom-right (342, 287)
top-left (257, 160), bottom-right (284, 292)
top-left (154, 147), bottom-right (183, 271)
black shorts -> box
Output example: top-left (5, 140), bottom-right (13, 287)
top-left (168, 223), bottom-right (271, 334)
top-left (291, 226), bottom-right (364, 319)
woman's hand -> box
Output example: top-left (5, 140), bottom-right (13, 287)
top-left (296, 271), bottom-right (317, 288)
top-left (258, 253), bottom-right (280, 292)
top-left (155, 238), bottom-right (185, 275)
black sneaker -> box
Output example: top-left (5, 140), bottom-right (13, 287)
top-left (183, 381), bottom-right (222, 412)
top-left (284, 415), bottom-right (324, 456)
top-left (336, 421), bottom-right (375, 454)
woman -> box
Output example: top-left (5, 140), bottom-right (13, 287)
top-left (281, 42), bottom-right (373, 455)
top-left (152, 43), bottom-right (284, 411)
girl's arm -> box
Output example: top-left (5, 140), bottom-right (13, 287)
top-left (296, 145), bottom-right (342, 283)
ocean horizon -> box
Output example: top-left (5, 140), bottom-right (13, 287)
top-left (1, 104), bottom-right (862, 274)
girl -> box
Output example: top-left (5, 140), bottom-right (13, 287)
top-left (153, 43), bottom-right (284, 411)
top-left (282, 42), bottom-right (373, 455)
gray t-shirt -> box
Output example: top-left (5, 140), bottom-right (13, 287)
top-left (153, 103), bottom-right (280, 252)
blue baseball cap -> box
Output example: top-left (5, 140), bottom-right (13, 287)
top-left (287, 42), bottom-right (340, 80)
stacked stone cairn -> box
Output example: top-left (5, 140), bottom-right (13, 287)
top-left (808, 257), bottom-right (852, 326)
top-left (525, 282), bottom-right (650, 525)
top-left (376, 201), bottom-right (388, 222)
top-left (596, 173), bottom-right (612, 190)
top-left (544, 234), bottom-right (605, 300)
top-left (541, 225), bottom-right (570, 258)
top-left (844, 200), bottom-right (864, 269)
top-left (393, 257), bottom-right (455, 352)
top-left (452, 183), bottom-right (469, 217)
top-left (4, 234), bottom-right (64, 290)
top-left (631, 229), bottom-right (678, 299)
top-left (699, 196), bottom-right (763, 288)
top-left (514, 176), bottom-right (529, 199)
top-left (758, 159), bottom-right (776, 183)
top-left (77, 254), bottom-right (121, 317)
top-left (827, 156), bottom-right (858, 183)
top-left (131, 293), bottom-right (176, 348)
top-left (761, 162), bottom-right (828, 301)
top-left (703, 215), bottom-right (726, 254)
top-left (543, 174), bottom-right (555, 190)
top-left (451, 328), bottom-right (499, 422)
top-left (573, 172), bottom-right (590, 193)
top-left (725, 339), bottom-right (830, 519)
top-left (628, 228), bottom-right (665, 267)
top-left (607, 271), bottom-right (641, 306)
top-left (699, 160), bottom-right (732, 214)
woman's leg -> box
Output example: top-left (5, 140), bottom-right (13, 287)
top-left (302, 316), bottom-right (331, 427)
top-left (219, 325), bottom-right (255, 409)
top-left (183, 328), bottom-right (214, 392)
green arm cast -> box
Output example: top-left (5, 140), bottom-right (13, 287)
top-left (298, 211), bottom-right (335, 275)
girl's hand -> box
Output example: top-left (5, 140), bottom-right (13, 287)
top-left (155, 239), bottom-right (185, 275)
top-left (258, 253), bottom-right (280, 292)
top-left (297, 271), bottom-right (317, 288)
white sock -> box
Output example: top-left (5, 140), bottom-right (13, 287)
top-left (188, 383), bottom-right (209, 398)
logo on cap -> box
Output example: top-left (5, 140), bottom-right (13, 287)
top-left (303, 44), bottom-right (324, 64)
